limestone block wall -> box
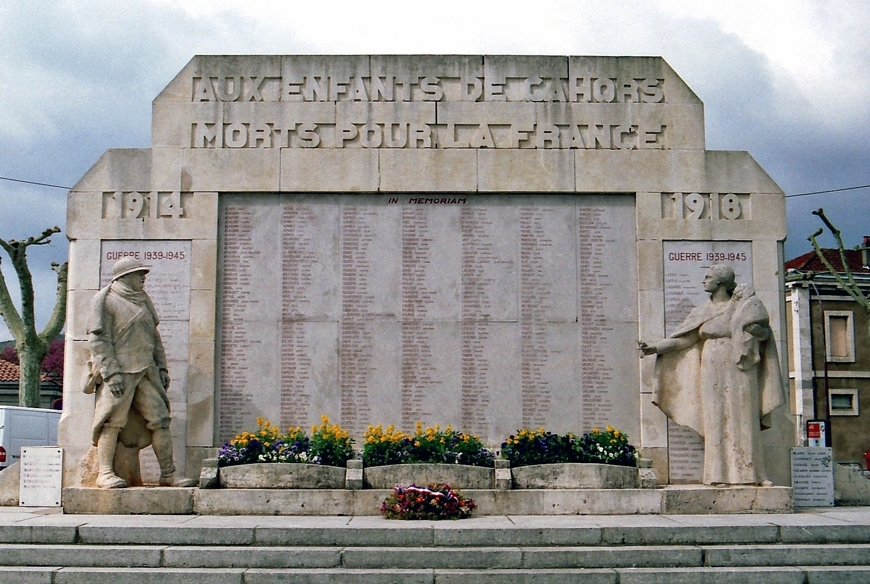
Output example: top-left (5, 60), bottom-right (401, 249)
top-left (61, 55), bottom-right (792, 486)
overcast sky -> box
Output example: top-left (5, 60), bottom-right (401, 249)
top-left (1, 0), bottom-right (868, 341)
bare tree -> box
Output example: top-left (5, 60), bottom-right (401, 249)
top-left (807, 208), bottom-right (870, 333)
top-left (0, 227), bottom-right (68, 407)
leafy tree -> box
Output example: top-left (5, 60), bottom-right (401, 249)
top-left (0, 227), bottom-right (68, 407)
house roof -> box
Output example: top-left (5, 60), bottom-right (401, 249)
top-left (0, 358), bottom-right (61, 386)
top-left (785, 249), bottom-right (870, 274)
top-left (0, 359), bottom-right (20, 382)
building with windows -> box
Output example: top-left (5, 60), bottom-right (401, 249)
top-left (785, 238), bottom-right (870, 463)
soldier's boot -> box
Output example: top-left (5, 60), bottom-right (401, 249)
top-left (95, 427), bottom-right (128, 489)
top-left (151, 428), bottom-right (197, 487)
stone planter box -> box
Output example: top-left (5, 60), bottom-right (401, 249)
top-left (511, 462), bottom-right (638, 489)
top-left (364, 463), bottom-right (493, 489)
top-left (219, 463), bottom-right (346, 489)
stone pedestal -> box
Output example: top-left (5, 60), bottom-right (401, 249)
top-left (219, 463), bottom-right (346, 489)
top-left (363, 463), bottom-right (494, 490)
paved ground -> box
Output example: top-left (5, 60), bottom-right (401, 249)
top-left (1, 505), bottom-right (869, 530)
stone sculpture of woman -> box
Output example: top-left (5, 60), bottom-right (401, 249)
top-left (638, 264), bottom-right (785, 486)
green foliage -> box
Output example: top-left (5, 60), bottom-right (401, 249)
top-left (360, 424), bottom-right (412, 467)
top-left (578, 426), bottom-right (638, 466)
top-left (308, 415), bottom-right (355, 468)
top-left (217, 416), bottom-right (354, 468)
top-left (362, 422), bottom-right (495, 468)
top-left (501, 426), bottom-right (637, 468)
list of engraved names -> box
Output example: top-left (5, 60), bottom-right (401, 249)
top-left (217, 194), bottom-right (638, 444)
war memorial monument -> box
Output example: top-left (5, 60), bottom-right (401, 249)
top-left (60, 55), bottom-right (794, 508)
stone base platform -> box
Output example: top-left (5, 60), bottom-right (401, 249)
top-left (62, 485), bottom-right (792, 515)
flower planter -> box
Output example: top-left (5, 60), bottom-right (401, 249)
top-left (364, 463), bottom-right (493, 490)
top-left (219, 463), bottom-right (345, 489)
top-left (511, 462), bottom-right (638, 489)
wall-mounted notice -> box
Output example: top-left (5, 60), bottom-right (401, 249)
top-left (19, 447), bottom-right (63, 507)
top-left (662, 240), bottom-right (752, 482)
top-left (791, 447), bottom-right (834, 507)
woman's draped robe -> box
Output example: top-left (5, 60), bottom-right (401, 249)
top-left (653, 286), bottom-right (785, 485)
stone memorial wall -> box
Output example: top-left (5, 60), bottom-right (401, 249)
top-left (62, 55), bottom-right (791, 485)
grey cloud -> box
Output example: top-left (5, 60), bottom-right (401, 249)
top-left (1, 1), bottom-right (868, 339)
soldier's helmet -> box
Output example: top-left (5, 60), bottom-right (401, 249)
top-left (112, 257), bottom-right (150, 281)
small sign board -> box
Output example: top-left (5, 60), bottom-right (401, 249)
top-left (807, 420), bottom-right (827, 448)
top-left (791, 447), bottom-right (834, 507)
top-left (19, 447), bottom-right (63, 507)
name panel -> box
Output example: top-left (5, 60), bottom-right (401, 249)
top-left (217, 194), bottom-right (639, 445)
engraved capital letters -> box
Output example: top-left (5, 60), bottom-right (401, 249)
top-left (215, 77), bottom-right (242, 102)
top-left (242, 76), bottom-right (266, 102)
top-left (461, 76), bottom-right (483, 101)
top-left (522, 76), bottom-right (545, 102)
top-left (193, 77), bottom-right (217, 102)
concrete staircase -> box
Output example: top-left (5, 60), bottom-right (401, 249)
top-left (2, 512), bottom-right (870, 583)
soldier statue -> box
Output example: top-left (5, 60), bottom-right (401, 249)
top-left (84, 257), bottom-right (195, 488)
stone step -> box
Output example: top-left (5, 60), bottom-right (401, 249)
top-left (4, 566), bottom-right (870, 584)
top-left (9, 522), bottom-right (869, 548)
top-left (61, 485), bottom-right (795, 516)
top-left (2, 543), bottom-right (870, 570)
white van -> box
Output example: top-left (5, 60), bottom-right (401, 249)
top-left (0, 406), bottom-right (61, 469)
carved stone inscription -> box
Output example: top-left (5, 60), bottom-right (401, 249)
top-left (662, 240), bottom-right (753, 482)
top-left (19, 447), bottom-right (63, 507)
top-left (217, 194), bottom-right (638, 445)
top-left (791, 447), bottom-right (834, 507)
top-left (190, 72), bottom-right (668, 151)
